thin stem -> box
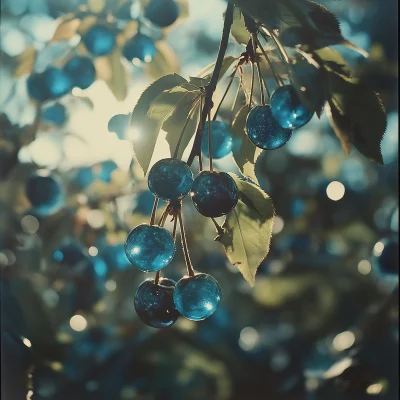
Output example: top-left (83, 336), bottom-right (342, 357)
top-left (207, 111), bottom-right (213, 172)
top-left (252, 34), bottom-right (268, 103)
top-left (261, 27), bottom-right (290, 64)
top-left (155, 270), bottom-right (160, 285)
top-left (198, 95), bottom-right (204, 172)
top-left (256, 35), bottom-right (284, 87)
top-left (199, 152), bottom-right (203, 171)
top-left (172, 216), bottom-right (178, 239)
top-left (150, 198), bottom-right (159, 225)
top-left (178, 212), bottom-right (195, 277)
top-left (240, 68), bottom-right (250, 103)
top-left (213, 64), bottom-right (239, 121)
top-left (231, 80), bottom-right (241, 114)
top-left (158, 205), bottom-right (169, 226)
top-left (173, 95), bottom-right (202, 159)
top-left (249, 61), bottom-right (255, 109)
top-left (187, 3), bottom-right (234, 166)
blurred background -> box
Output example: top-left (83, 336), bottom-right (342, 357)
top-left (0, 0), bottom-right (398, 399)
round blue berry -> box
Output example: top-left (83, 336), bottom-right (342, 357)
top-left (148, 158), bottom-right (193, 201)
top-left (27, 73), bottom-right (47, 102)
top-left (97, 160), bottom-right (118, 183)
top-left (270, 85), bottom-right (314, 129)
top-left (173, 273), bottom-right (221, 321)
top-left (82, 25), bottom-right (116, 56)
top-left (191, 171), bottom-right (239, 218)
top-left (122, 33), bottom-right (157, 64)
top-left (25, 171), bottom-right (64, 217)
top-left (108, 113), bottom-right (130, 139)
top-left (53, 241), bottom-right (86, 267)
top-left (124, 224), bottom-right (175, 272)
top-left (246, 105), bottom-right (292, 150)
top-left (201, 121), bottom-right (233, 159)
top-left (134, 278), bottom-right (180, 328)
top-left (41, 67), bottom-right (73, 99)
top-left (144, 0), bottom-right (180, 28)
top-left (375, 238), bottom-right (398, 275)
top-left (42, 103), bottom-right (68, 126)
top-left (63, 56), bottom-right (96, 89)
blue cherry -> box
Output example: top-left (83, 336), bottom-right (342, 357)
top-left (201, 121), bottom-right (234, 159)
top-left (82, 24), bottom-right (116, 56)
top-left (270, 85), bottom-right (314, 129)
top-left (27, 73), bottom-right (47, 102)
top-left (148, 158), bottom-right (193, 201)
top-left (42, 103), bottom-right (68, 126)
top-left (53, 241), bottom-right (86, 267)
top-left (173, 273), bottom-right (222, 321)
top-left (25, 170), bottom-right (64, 217)
top-left (63, 56), bottom-right (96, 89)
top-left (191, 171), bottom-right (239, 218)
top-left (134, 278), bottom-right (180, 328)
top-left (41, 67), bottom-right (73, 99)
top-left (144, 0), bottom-right (180, 28)
top-left (122, 33), bottom-right (157, 64)
top-left (108, 113), bottom-right (130, 139)
top-left (124, 224), bottom-right (175, 272)
top-left (246, 105), bottom-right (292, 150)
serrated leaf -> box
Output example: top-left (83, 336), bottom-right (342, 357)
top-left (231, 106), bottom-right (261, 182)
top-left (231, 8), bottom-right (250, 46)
top-left (129, 74), bottom-right (187, 174)
top-left (313, 47), bottom-right (351, 78)
top-left (148, 83), bottom-right (201, 121)
top-left (189, 76), bottom-right (209, 87)
top-left (327, 74), bottom-right (387, 164)
top-left (146, 41), bottom-right (180, 80)
top-left (202, 56), bottom-right (237, 83)
top-left (103, 48), bottom-right (128, 101)
top-left (229, 0), bottom-right (279, 29)
top-left (216, 174), bottom-right (274, 286)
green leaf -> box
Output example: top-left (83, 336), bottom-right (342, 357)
top-left (313, 47), bottom-right (351, 78)
top-left (146, 41), bottom-right (180, 80)
top-left (148, 83), bottom-right (201, 121)
top-left (231, 106), bottom-right (261, 182)
top-left (103, 48), bottom-right (128, 101)
top-left (201, 56), bottom-right (238, 83)
top-left (189, 76), bottom-right (209, 87)
top-left (231, 8), bottom-right (250, 46)
top-left (216, 174), bottom-right (275, 286)
top-left (129, 73), bottom-right (187, 174)
top-left (326, 74), bottom-right (387, 164)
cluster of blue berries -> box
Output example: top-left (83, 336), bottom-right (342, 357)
top-left (124, 158), bottom-right (238, 327)
top-left (246, 85), bottom-right (314, 150)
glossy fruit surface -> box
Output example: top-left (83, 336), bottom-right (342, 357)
top-left (201, 121), bottom-right (233, 159)
top-left (25, 170), bottom-right (64, 216)
top-left (63, 56), bottom-right (96, 89)
top-left (144, 0), bottom-right (180, 28)
top-left (82, 25), bottom-right (116, 56)
top-left (41, 67), bottom-right (73, 99)
top-left (246, 105), bottom-right (292, 150)
top-left (191, 171), bottom-right (239, 218)
top-left (270, 85), bottom-right (314, 129)
top-left (122, 33), bottom-right (157, 63)
top-left (42, 103), bottom-right (68, 126)
top-left (173, 273), bottom-right (221, 321)
top-left (148, 158), bottom-right (193, 201)
top-left (134, 278), bottom-right (180, 328)
top-left (124, 224), bottom-right (175, 272)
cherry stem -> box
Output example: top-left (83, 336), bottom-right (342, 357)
top-left (187, 3), bottom-right (234, 167)
top-left (198, 96), bottom-right (204, 172)
top-left (158, 205), bottom-right (169, 227)
top-left (207, 111), bottom-right (213, 172)
top-left (249, 61), bottom-right (255, 109)
top-left (213, 64), bottom-right (239, 121)
top-left (178, 211), bottom-right (195, 277)
top-left (252, 35), bottom-right (268, 103)
top-left (150, 198), bottom-right (159, 225)
top-left (172, 215), bottom-right (178, 239)
top-left (231, 80), bottom-right (241, 114)
top-left (255, 35), bottom-right (284, 87)
top-left (155, 270), bottom-right (160, 285)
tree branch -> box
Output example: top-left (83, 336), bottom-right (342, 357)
top-left (187, 3), bottom-right (234, 166)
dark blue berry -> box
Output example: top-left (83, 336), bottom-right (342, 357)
top-left (191, 171), bottom-right (239, 218)
top-left (148, 158), bottom-right (193, 201)
top-left (270, 85), bottom-right (314, 129)
top-left (134, 278), bottom-right (180, 328)
top-left (53, 241), bottom-right (86, 267)
top-left (41, 67), bottom-right (73, 99)
top-left (201, 121), bottom-right (233, 159)
top-left (27, 73), bottom-right (47, 102)
top-left (246, 105), bottom-right (292, 150)
top-left (25, 171), bottom-right (64, 217)
top-left (98, 160), bottom-right (118, 183)
top-left (122, 33), bottom-right (157, 64)
top-left (63, 56), bottom-right (96, 89)
top-left (173, 273), bottom-right (221, 321)
top-left (375, 238), bottom-right (398, 275)
top-left (42, 103), bottom-right (68, 126)
top-left (144, 0), bottom-right (180, 28)
top-left (82, 25), bottom-right (116, 56)
top-left (124, 224), bottom-right (175, 272)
